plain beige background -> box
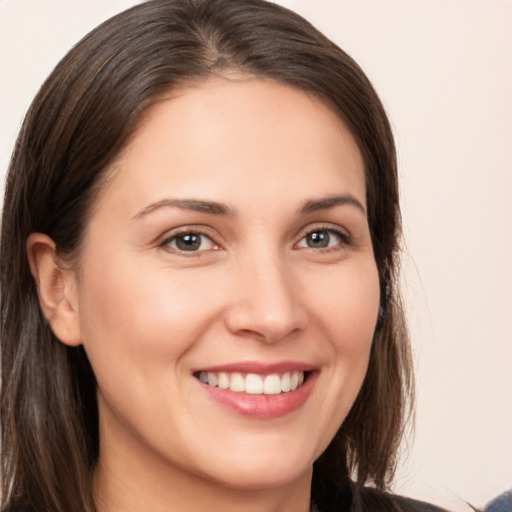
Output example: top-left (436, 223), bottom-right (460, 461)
top-left (1, 1), bottom-right (511, 511)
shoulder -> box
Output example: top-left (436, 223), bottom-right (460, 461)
top-left (391, 495), bottom-right (453, 512)
top-left (356, 486), bottom-right (452, 512)
top-left (312, 477), bottom-right (453, 512)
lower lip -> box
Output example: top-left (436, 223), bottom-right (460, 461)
top-left (197, 372), bottom-right (318, 419)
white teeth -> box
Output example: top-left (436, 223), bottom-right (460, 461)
top-left (263, 374), bottom-right (281, 395)
top-left (207, 372), bottom-right (218, 387)
top-left (245, 373), bottom-right (263, 394)
top-left (218, 372), bottom-right (230, 389)
top-left (229, 372), bottom-right (245, 392)
top-left (290, 372), bottom-right (299, 391)
top-left (198, 370), bottom-right (306, 395)
top-left (281, 372), bottom-right (291, 392)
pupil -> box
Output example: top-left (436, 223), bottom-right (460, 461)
top-left (307, 231), bottom-right (329, 248)
top-left (176, 234), bottom-right (201, 251)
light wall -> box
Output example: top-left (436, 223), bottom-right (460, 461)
top-left (1, 2), bottom-right (511, 511)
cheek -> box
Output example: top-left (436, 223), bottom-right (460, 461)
top-left (305, 260), bottom-right (380, 417)
top-left (74, 257), bottom-right (230, 452)
top-left (309, 260), bottom-right (380, 346)
top-left (75, 254), bottom-right (225, 383)
top-left (336, 266), bottom-right (380, 378)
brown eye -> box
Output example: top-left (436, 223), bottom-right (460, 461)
top-left (296, 229), bottom-right (347, 250)
top-left (164, 232), bottom-right (217, 252)
top-left (305, 231), bottom-right (330, 248)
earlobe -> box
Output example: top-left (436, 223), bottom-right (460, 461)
top-left (26, 233), bottom-right (82, 347)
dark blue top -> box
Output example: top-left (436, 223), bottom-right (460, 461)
top-left (484, 490), bottom-right (512, 512)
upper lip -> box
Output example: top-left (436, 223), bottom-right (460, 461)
top-left (192, 361), bottom-right (316, 375)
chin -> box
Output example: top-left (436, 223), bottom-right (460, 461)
top-left (208, 460), bottom-right (313, 492)
top-left (192, 439), bottom-right (317, 492)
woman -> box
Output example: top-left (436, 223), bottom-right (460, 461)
top-left (0, 0), bottom-right (448, 511)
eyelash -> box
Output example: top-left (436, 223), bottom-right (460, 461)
top-left (159, 224), bottom-right (351, 255)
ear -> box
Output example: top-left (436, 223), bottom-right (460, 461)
top-left (26, 233), bottom-right (82, 346)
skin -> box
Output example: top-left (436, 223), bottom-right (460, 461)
top-left (28, 77), bottom-right (380, 512)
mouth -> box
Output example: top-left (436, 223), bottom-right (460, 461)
top-left (195, 370), bottom-right (308, 395)
top-left (193, 363), bottom-right (317, 419)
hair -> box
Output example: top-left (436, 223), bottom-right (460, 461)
top-left (0, 1), bottom-right (413, 511)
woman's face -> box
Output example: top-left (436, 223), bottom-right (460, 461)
top-left (73, 78), bottom-right (379, 492)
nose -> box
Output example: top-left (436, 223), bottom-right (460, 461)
top-left (224, 250), bottom-right (307, 344)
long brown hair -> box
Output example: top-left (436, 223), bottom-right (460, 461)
top-left (1, 1), bottom-right (413, 510)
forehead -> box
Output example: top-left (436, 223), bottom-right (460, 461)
top-left (98, 77), bottom-right (366, 217)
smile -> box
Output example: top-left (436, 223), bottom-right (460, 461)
top-left (197, 371), bottom-right (305, 395)
top-left (194, 364), bottom-right (317, 419)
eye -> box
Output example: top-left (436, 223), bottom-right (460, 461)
top-left (296, 228), bottom-right (347, 250)
top-left (162, 232), bottom-right (219, 252)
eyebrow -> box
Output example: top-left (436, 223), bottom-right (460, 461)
top-left (298, 194), bottom-right (366, 215)
top-left (132, 198), bottom-right (234, 219)
top-left (132, 193), bottom-right (366, 220)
